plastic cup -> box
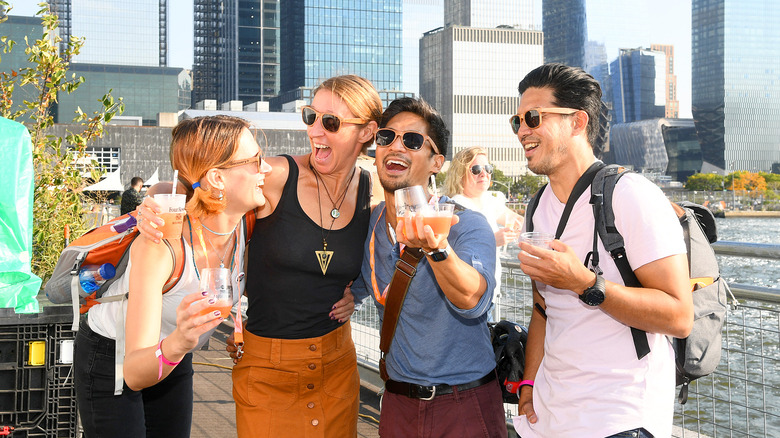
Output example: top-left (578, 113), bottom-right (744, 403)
top-left (198, 267), bottom-right (234, 319)
top-left (154, 193), bottom-right (186, 240)
top-left (394, 185), bottom-right (428, 217)
top-left (422, 203), bottom-right (454, 235)
top-left (519, 231), bottom-right (555, 249)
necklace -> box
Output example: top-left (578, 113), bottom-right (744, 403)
top-left (202, 227), bottom-right (235, 269)
top-left (311, 166), bottom-right (355, 275)
top-left (310, 163), bottom-right (356, 219)
top-left (201, 221), bottom-right (237, 236)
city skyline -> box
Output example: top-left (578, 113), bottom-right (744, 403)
top-left (10, 0), bottom-right (693, 116)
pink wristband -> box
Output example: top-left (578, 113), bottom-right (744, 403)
top-left (519, 379), bottom-right (534, 388)
top-left (155, 338), bottom-right (181, 380)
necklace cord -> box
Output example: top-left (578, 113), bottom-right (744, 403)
top-left (311, 162), bottom-right (356, 219)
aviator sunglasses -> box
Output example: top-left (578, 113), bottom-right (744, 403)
top-left (509, 107), bottom-right (579, 134)
top-left (470, 164), bottom-right (494, 176)
top-left (219, 150), bottom-right (264, 173)
top-left (375, 128), bottom-right (441, 155)
top-left (301, 105), bottom-right (365, 133)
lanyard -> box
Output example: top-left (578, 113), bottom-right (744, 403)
top-left (369, 205), bottom-right (389, 305)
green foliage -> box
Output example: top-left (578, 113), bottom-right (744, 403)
top-left (685, 173), bottom-right (725, 191)
top-left (0, 2), bottom-right (124, 284)
top-left (511, 173), bottom-right (547, 200)
top-left (490, 167), bottom-right (513, 198)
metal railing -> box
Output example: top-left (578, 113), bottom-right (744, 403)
top-left (351, 241), bottom-right (780, 437)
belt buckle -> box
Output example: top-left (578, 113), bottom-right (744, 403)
top-left (419, 385), bottom-right (436, 401)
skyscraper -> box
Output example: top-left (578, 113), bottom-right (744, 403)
top-left (692, 0), bottom-right (780, 172)
top-left (542, 0), bottom-right (586, 67)
top-left (650, 44), bottom-right (679, 119)
top-left (420, 26), bottom-right (543, 173)
top-left (610, 48), bottom-right (666, 125)
top-left (279, 0), bottom-right (403, 94)
top-left (50, 0), bottom-right (167, 67)
top-left (192, 0), bottom-right (279, 105)
top-left (445, 0), bottom-right (541, 30)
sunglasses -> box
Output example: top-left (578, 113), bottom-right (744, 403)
top-left (301, 105), bottom-right (365, 133)
top-left (509, 107), bottom-right (579, 134)
top-left (220, 151), bottom-right (264, 173)
top-left (470, 164), bottom-right (494, 176)
top-left (375, 128), bottom-right (441, 155)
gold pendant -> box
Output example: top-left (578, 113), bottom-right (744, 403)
top-left (316, 249), bottom-right (333, 275)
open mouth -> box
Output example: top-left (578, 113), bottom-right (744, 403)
top-left (384, 159), bottom-right (409, 173)
top-left (523, 142), bottom-right (539, 152)
top-left (313, 143), bottom-right (332, 161)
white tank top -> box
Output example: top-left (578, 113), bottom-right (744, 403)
top-left (88, 223), bottom-right (246, 350)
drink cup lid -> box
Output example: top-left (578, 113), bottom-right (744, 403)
top-left (99, 263), bottom-right (116, 280)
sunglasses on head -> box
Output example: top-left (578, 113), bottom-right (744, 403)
top-left (375, 128), bottom-right (441, 155)
top-left (301, 105), bottom-right (366, 133)
top-left (509, 107), bottom-right (579, 134)
top-left (470, 164), bottom-right (494, 176)
top-left (220, 150), bottom-right (264, 173)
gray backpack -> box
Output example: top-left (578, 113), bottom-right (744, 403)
top-left (526, 163), bottom-right (736, 404)
top-left (591, 165), bottom-right (736, 404)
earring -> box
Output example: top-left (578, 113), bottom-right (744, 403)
top-left (218, 190), bottom-right (223, 201)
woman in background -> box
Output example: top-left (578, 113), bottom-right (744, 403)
top-left (444, 146), bottom-right (523, 320)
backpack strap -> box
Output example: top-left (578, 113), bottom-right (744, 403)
top-left (590, 165), bottom-right (650, 360)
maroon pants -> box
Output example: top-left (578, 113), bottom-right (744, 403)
top-left (379, 378), bottom-right (508, 438)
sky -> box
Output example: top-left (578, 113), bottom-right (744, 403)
top-left (8, 0), bottom-right (693, 117)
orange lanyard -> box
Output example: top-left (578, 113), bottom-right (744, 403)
top-left (369, 206), bottom-right (390, 306)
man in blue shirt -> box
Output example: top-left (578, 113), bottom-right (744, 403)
top-left (351, 97), bottom-right (507, 437)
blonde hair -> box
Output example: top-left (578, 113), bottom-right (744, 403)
top-left (313, 75), bottom-right (382, 153)
top-left (169, 116), bottom-right (250, 218)
top-left (444, 147), bottom-right (488, 197)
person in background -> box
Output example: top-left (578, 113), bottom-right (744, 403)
top-left (444, 146), bottom-right (523, 320)
top-left (138, 74), bottom-right (380, 437)
top-left (120, 176), bottom-right (144, 215)
top-left (74, 116), bottom-right (272, 438)
top-left (512, 63), bottom-right (692, 438)
top-left (351, 97), bottom-right (507, 437)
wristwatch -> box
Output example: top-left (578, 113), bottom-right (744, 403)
top-left (580, 272), bottom-right (606, 306)
top-left (425, 247), bottom-right (449, 262)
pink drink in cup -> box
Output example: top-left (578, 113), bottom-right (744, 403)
top-left (198, 267), bottom-right (233, 319)
top-left (153, 193), bottom-right (186, 240)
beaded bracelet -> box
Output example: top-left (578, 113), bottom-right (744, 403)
top-left (155, 338), bottom-right (181, 380)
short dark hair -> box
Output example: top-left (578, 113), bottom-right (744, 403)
top-left (518, 63), bottom-right (606, 153)
top-left (380, 97), bottom-right (449, 158)
top-left (130, 176), bottom-right (143, 187)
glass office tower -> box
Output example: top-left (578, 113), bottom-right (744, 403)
top-left (445, 0), bottom-right (541, 30)
top-left (692, 0), bottom-right (780, 172)
top-left (279, 0), bottom-right (403, 93)
top-left (610, 48), bottom-right (666, 125)
top-left (193, 0), bottom-right (279, 105)
top-left (542, 0), bottom-right (586, 67)
top-left (51, 0), bottom-right (167, 67)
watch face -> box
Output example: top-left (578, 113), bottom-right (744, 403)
top-left (580, 274), bottom-right (606, 306)
top-left (429, 249), bottom-right (448, 262)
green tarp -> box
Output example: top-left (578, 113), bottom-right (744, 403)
top-left (0, 117), bottom-right (41, 313)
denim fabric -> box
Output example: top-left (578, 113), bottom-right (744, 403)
top-left (74, 320), bottom-right (194, 438)
top-left (606, 428), bottom-right (653, 438)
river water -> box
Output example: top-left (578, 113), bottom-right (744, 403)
top-left (715, 217), bottom-right (780, 289)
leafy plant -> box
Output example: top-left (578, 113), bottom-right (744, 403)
top-left (0, 1), bottom-right (124, 284)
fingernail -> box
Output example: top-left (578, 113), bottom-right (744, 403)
top-left (329, 312), bottom-right (334, 318)
top-left (332, 305), bottom-right (336, 310)
top-left (208, 298), bottom-right (216, 304)
top-left (214, 310), bottom-right (221, 317)
top-left (338, 319), bottom-right (344, 323)
top-left (202, 291), bottom-right (208, 296)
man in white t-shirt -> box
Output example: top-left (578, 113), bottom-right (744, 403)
top-left (511, 63), bottom-right (693, 438)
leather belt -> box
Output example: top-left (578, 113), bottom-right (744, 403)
top-left (385, 371), bottom-right (496, 401)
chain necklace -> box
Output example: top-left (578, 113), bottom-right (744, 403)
top-left (201, 221), bottom-right (237, 236)
top-left (202, 227), bottom-right (236, 269)
top-left (310, 163), bottom-right (356, 219)
top-left (311, 164), bottom-right (356, 275)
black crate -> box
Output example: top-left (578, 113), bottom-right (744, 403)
top-left (0, 305), bottom-right (78, 438)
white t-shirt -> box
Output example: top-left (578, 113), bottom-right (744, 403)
top-left (514, 172), bottom-right (686, 438)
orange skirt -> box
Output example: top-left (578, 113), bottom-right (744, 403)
top-left (232, 322), bottom-right (359, 438)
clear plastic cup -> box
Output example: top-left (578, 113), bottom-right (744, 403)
top-left (422, 203), bottom-right (455, 235)
top-left (519, 231), bottom-right (555, 249)
top-left (153, 193), bottom-right (186, 240)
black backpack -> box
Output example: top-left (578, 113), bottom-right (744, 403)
top-left (489, 320), bottom-right (528, 404)
top-left (526, 163), bottom-right (736, 404)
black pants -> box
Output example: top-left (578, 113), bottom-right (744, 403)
top-left (74, 319), bottom-right (194, 438)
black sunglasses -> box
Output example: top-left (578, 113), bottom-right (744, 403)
top-left (375, 128), bottom-right (441, 155)
top-left (509, 107), bottom-right (579, 134)
top-left (301, 105), bottom-right (365, 133)
top-left (470, 164), bottom-right (494, 176)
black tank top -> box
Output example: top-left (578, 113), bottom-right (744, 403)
top-left (245, 155), bottom-right (371, 339)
